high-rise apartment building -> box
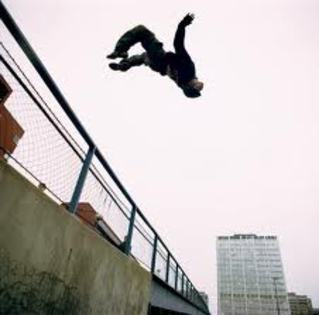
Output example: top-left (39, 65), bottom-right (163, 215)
top-left (217, 234), bottom-right (290, 315)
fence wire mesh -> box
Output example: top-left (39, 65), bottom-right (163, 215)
top-left (131, 213), bottom-right (155, 269)
top-left (0, 44), bottom-right (84, 203)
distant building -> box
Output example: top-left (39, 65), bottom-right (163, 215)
top-left (217, 234), bottom-right (291, 315)
top-left (313, 308), bottom-right (319, 315)
top-left (199, 291), bottom-right (209, 305)
top-left (288, 292), bottom-right (313, 315)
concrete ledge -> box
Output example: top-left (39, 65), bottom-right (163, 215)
top-left (0, 160), bottom-right (151, 314)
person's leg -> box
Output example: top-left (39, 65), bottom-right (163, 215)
top-left (109, 53), bottom-right (147, 71)
top-left (107, 25), bottom-right (164, 59)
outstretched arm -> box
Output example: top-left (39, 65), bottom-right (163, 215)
top-left (173, 13), bottom-right (195, 55)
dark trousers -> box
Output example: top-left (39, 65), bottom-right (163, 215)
top-left (113, 25), bottom-right (167, 74)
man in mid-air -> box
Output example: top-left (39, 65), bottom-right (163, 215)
top-left (107, 13), bottom-right (204, 98)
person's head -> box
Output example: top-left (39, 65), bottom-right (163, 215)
top-left (183, 78), bottom-right (204, 98)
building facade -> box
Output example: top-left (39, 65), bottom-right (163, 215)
top-left (288, 292), bottom-right (313, 315)
top-left (217, 234), bottom-right (290, 315)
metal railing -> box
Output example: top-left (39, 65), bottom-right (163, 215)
top-left (0, 1), bottom-right (210, 313)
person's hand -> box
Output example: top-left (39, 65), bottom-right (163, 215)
top-left (181, 13), bottom-right (195, 26)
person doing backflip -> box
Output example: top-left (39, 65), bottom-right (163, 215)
top-left (107, 13), bottom-right (204, 98)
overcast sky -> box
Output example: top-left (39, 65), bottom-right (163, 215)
top-left (2, 0), bottom-right (319, 311)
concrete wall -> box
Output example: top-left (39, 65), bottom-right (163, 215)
top-left (0, 160), bottom-right (151, 315)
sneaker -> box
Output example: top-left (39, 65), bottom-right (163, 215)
top-left (109, 63), bottom-right (121, 71)
top-left (107, 51), bottom-right (128, 59)
top-left (109, 62), bottom-right (130, 71)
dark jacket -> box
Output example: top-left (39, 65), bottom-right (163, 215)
top-left (166, 20), bottom-right (196, 86)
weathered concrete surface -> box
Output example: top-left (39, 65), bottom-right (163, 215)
top-left (0, 160), bottom-right (151, 315)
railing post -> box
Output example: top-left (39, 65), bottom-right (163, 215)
top-left (181, 274), bottom-right (184, 295)
top-left (151, 235), bottom-right (158, 274)
top-left (175, 264), bottom-right (179, 290)
top-left (165, 253), bottom-right (170, 283)
top-left (123, 205), bottom-right (137, 255)
top-left (69, 146), bottom-right (95, 213)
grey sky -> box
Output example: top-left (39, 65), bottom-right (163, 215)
top-left (2, 0), bottom-right (319, 311)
